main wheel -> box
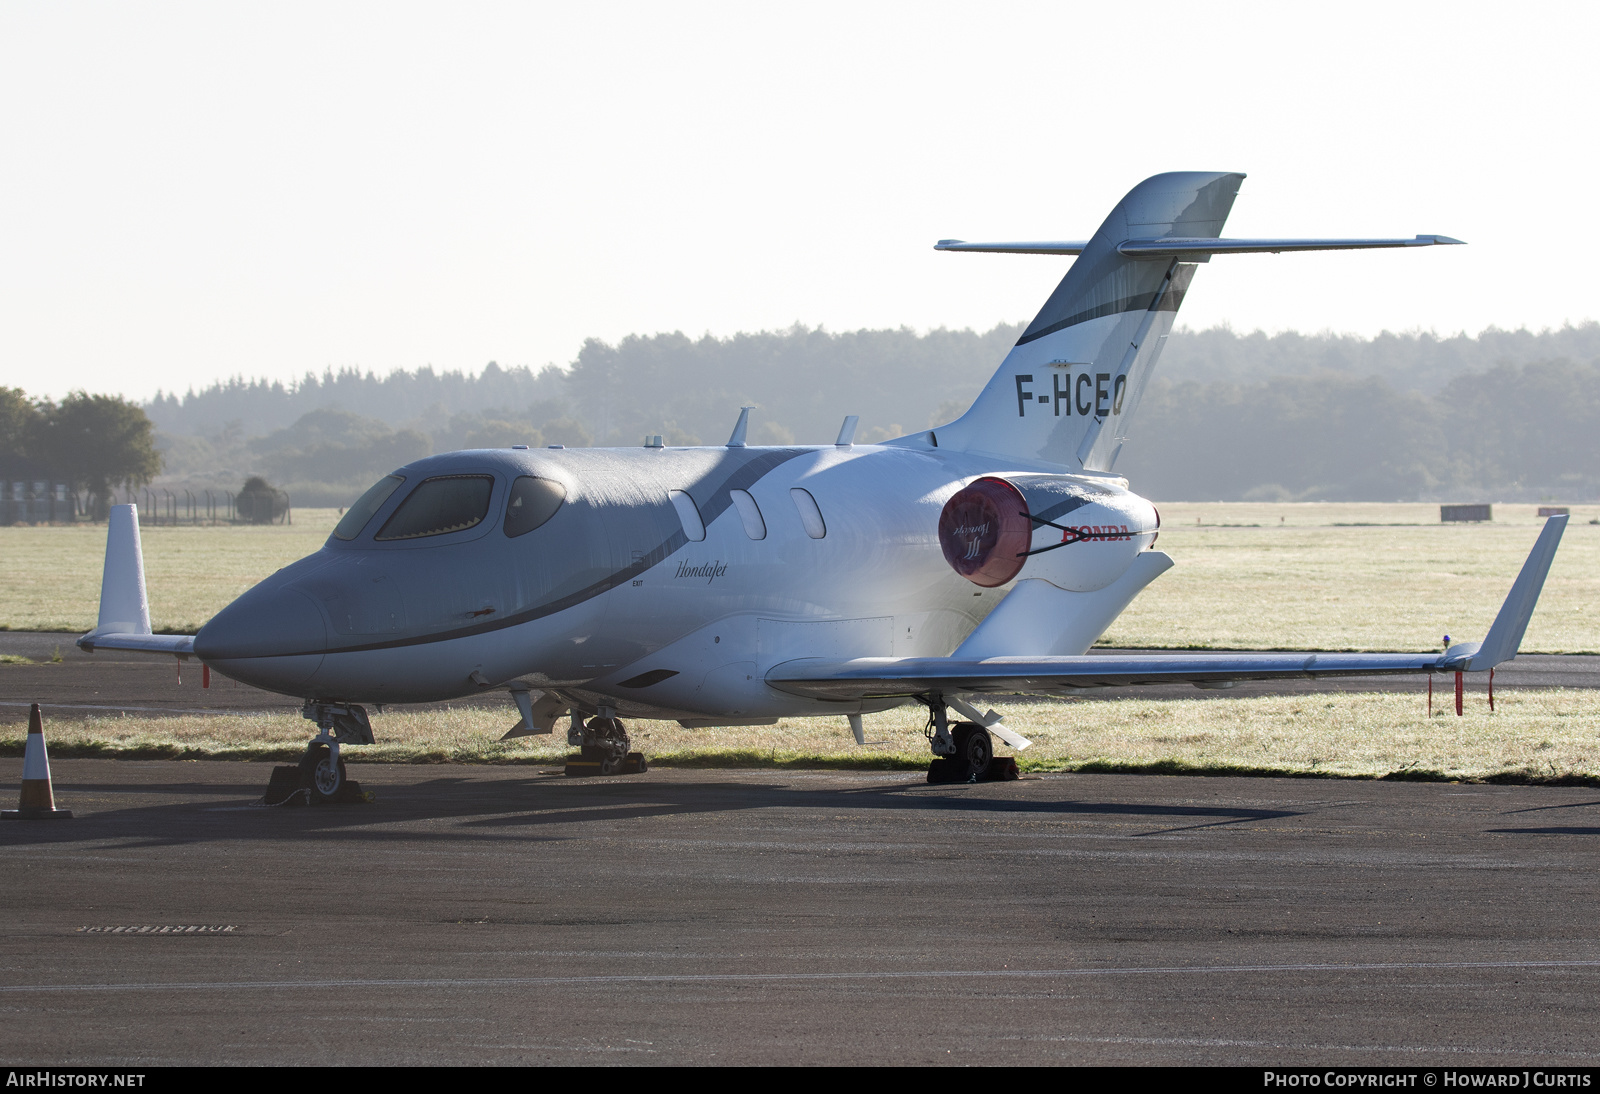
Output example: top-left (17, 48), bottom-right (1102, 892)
top-left (299, 744), bottom-right (347, 804)
top-left (951, 722), bottom-right (992, 781)
top-left (586, 717), bottom-right (630, 775)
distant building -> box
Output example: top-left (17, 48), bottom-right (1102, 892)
top-left (0, 456), bottom-right (75, 525)
top-left (1441, 504), bottom-right (1492, 523)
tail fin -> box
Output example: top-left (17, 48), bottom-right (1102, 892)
top-left (933, 172), bottom-right (1244, 469)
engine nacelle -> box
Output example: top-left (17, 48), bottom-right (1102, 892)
top-left (938, 474), bottom-right (1158, 593)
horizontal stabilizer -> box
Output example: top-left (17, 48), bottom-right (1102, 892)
top-left (935, 240), bottom-right (1089, 255)
top-left (936, 235), bottom-right (1463, 259)
top-left (1117, 235), bottom-right (1465, 259)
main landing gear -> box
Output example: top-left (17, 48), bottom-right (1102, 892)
top-left (261, 701), bottom-right (374, 806)
top-left (565, 709), bottom-right (648, 777)
top-left (922, 697), bottom-right (1018, 785)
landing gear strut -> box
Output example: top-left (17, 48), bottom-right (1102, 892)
top-left (564, 709), bottom-right (648, 776)
top-left (922, 696), bottom-right (1017, 785)
top-left (261, 701), bottom-right (373, 805)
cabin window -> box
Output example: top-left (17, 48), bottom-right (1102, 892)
top-left (789, 487), bottom-right (826, 539)
top-left (669, 489), bottom-right (706, 541)
top-left (332, 475), bottom-right (405, 541)
top-left (375, 475), bottom-right (495, 541)
top-left (730, 489), bottom-right (766, 540)
top-left (503, 476), bottom-right (566, 537)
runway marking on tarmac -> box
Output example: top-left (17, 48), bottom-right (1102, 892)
top-left (0, 700), bottom-right (285, 716)
top-left (5, 958), bottom-right (1600, 994)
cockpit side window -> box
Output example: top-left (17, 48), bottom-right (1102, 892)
top-left (503, 476), bottom-right (566, 537)
top-left (375, 475), bottom-right (495, 541)
top-left (332, 475), bottom-right (405, 541)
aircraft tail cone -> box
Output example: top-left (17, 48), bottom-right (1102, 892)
top-left (3, 704), bottom-right (73, 819)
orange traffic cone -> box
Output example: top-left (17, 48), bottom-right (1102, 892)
top-left (3, 704), bottom-right (72, 819)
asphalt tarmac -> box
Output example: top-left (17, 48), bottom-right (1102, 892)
top-left (3, 761), bottom-right (1600, 1065)
top-left (1, 631), bottom-right (1596, 725)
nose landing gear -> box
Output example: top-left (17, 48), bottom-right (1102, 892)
top-left (260, 701), bottom-right (374, 806)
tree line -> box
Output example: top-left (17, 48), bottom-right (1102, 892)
top-left (1117, 359), bottom-right (1600, 501)
top-left (13, 321), bottom-right (1597, 515)
top-left (0, 389), bottom-right (161, 518)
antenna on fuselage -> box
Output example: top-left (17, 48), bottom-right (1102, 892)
top-left (835, 415), bottom-right (859, 446)
top-left (726, 406), bottom-right (755, 448)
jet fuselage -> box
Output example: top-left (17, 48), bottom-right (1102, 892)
top-left (192, 442), bottom-right (1158, 721)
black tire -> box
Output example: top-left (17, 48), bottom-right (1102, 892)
top-left (951, 722), bottom-right (992, 781)
top-left (299, 744), bottom-right (347, 805)
top-left (587, 717), bottom-right (630, 775)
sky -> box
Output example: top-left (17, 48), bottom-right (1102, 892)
top-left (1, 1), bottom-right (1596, 401)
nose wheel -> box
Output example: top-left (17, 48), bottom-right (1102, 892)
top-left (258, 701), bottom-right (373, 806)
top-left (300, 743), bottom-right (348, 804)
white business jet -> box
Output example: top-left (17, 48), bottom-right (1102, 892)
top-left (78, 172), bottom-right (1565, 800)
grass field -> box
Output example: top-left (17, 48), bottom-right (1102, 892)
top-left (2, 502), bottom-right (1596, 652)
top-left (7, 688), bottom-right (1598, 785)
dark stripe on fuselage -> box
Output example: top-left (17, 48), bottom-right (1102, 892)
top-left (237, 447), bottom-right (812, 659)
top-left (1014, 287), bottom-right (1187, 347)
top-left (1030, 494), bottom-right (1093, 524)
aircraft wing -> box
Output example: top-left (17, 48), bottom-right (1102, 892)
top-left (769, 515), bottom-right (1567, 702)
top-left (76, 632), bottom-right (195, 657)
top-left (771, 650), bottom-right (1452, 701)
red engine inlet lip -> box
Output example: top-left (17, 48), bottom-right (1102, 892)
top-left (939, 477), bottom-right (1032, 588)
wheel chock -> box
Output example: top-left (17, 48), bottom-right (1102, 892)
top-left (925, 755), bottom-right (1020, 785)
top-left (257, 764), bottom-right (368, 806)
top-left (563, 751), bottom-right (649, 776)
top-left (986, 756), bottom-right (1020, 781)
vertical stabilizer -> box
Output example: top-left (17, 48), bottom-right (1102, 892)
top-left (934, 172), bottom-right (1244, 468)
top-left (86, 504), bottom-right (152, 639)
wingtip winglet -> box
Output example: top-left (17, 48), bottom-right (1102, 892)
top-left (1464, 514), bottom-right (1567, 671)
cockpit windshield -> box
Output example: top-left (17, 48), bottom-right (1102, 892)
top-left (332, 475), bottom-right (405, 541)
top-left (375, 475), bottom-right (495, 541)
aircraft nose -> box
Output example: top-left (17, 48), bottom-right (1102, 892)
top-left (194, 585), bottom-right (328, 661)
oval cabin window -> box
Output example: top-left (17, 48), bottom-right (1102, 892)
top-left (789, 488), bottom-right (826, 539)
top-left (729, 489), bottom-right (766, 540)
top-left (669, 489), bottom-right (706, 542)
top-left (503, 477), bottom-right (566, 537)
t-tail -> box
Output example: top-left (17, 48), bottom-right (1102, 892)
top-left (924, 171), bottom-right (1462, 470)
